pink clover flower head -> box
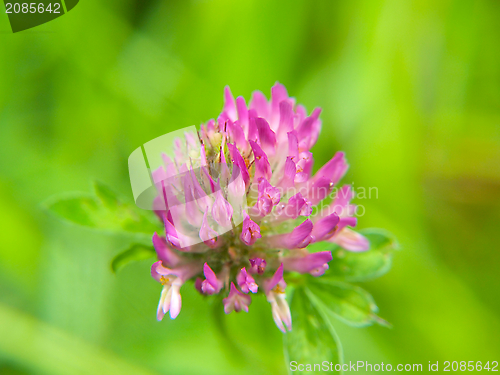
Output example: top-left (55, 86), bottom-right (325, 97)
top-left (148, 83), bottom-right (369, 332)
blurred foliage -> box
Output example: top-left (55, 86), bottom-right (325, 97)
top-left (44, 180), bottom-right (160, 237)
top-left (323, 229), bottom-right (398, 283)
top-left (285, 287), bottom-right (343, 375)
top-left (1, 0), bottom-right (500, 374)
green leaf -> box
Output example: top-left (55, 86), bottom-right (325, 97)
top-left (45, 194), bottom-right (102, 227)
top-left (307, 278), bottom-right (387, 327)
top-left (359, 228), bottom-right (399, 251)
top-left (93, 180), bottom-right (121, 209)
top-left (284, 287), bottom-right (343, 375)
top-left (325, 228), bottom-right (399, 282)
top-left (44, 181), bottom-right (161, 235)
top-left (111, 244), bottom-right (156, 273)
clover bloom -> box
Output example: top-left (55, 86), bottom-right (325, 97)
top-left (149, 83), bottom-right (368, 332)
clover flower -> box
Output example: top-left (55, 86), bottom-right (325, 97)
top-left (150, 83), bottom-right (369, 332)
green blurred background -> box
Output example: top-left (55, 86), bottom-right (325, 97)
top-left (1, 0), bottom-right (500, 374)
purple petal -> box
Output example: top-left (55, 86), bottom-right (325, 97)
top-left (295, 104), bottom-right (307, 125)
top-left (203, 263), bottom-right (218, 286)
top-left (296, 151), bottom-right (314, 178)
top-left (249, 258), bottom-right (267, 275)
top-left (236, 267), bottom-right (258, 294)
top-left (182, 172), bottom-right (204, 227)
top-left (152, 233), bottom-right (181, 268)
top-left (223, 86), bottom-right (237, 121)
top-left (270, 83), bottom-right (288, 128)
top-left (247, 114), bottom-right (259, 141)
top-left (256, 117), bottom-right (277, 156)
top-left (251, 194), bottom-right (273, 219)
top-left (279, 157), bottom-right (296, 188)
top-left (163, 216), bottom-right (181, 248)
top-left (249, 140), bottom-right (272, 180)
top-left (162, 153), bottom-right (178, 177)
top-left (236, 96), bottom-right (249, 134)
top-left (164, 208), bottom-right (203, 251)
top-left (296, 108), bottom-right (322, 151)
top-left (265, 219), bottom-right (315, 248)
top-left (267, 263), bottom-right (284, 292)
top-left (299, 199), bottom-right (312, 216)
top-left (287, 131), bottom-right (299, 160)
top-left (152, 260), bottom-right (202, 284)
top-left (311, 213), bottom-right (340, 242)
top-left (200, 144), bottom-right (208, 166)
top-left (189, 167), bottom-right (210, 207)
top-left (212, 189), bottom-right (233, 227)
top-left (194, 277), bottom-right (204, 294)
top-left (201, 263), bottom-right (222, 294)
top-left (306, 177), bottom-right (333, 205)
top-left (199, 209), bottom-right (218, 247)
top-left (313, 152), bottom-right (348, 185)
top-left (283, 251), bottom-right (333, 275)
top-left (228, 167), bottom-right (247, 205)
top-left (228, 143), bottom-right (250, 187)
top-left (287, 219), bottom-right (314, 248)
top-left (153, 195), bottom-right (167, 219)
top-left (275, 193), bottom-right (310, 220)
top-left (240, 213), bottom-right (262, 246)
top-left (223, 282), bottom-right (252, 314)
top-left (338, 216), bottom-right (357, 231)
top-left (249, 90), bottom-right (270, 119)
top-left (259, 178), bottom-right (280, 203)
top-left (200, 166), bottom-right (217, 193)
top-left (278, 101), bottom-right (294, 138)
top-left (152, 166), bottom-right (167, 185)
top-left (228, 121), bottom-right (248, 153)
top-left (206, 119), bottom-right (215, 132)
top-left (252, 178), bottom-right (281, 218)
top-left (329, 228), bottom-right (370, 252)
top-left (296, 117), bottom-right (314, 147)
top-left (151, 260), bottom-right (168, 283)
